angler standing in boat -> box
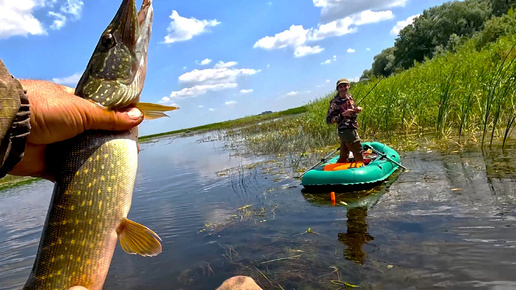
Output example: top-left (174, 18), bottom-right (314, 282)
top-left (326, 78), bottom-right (364, 164)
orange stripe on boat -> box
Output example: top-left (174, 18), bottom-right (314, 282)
top-left (323, 162), bottom-right (364, 171)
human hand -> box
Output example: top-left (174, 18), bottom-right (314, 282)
top-left (8, 80), bottom-right (143, 180)
top-left (355, 106), bottom-right (363, 113)
top-left (341, 109), bottom-right (356, 117)
top-left (217, 276), bottom-right (262, 290)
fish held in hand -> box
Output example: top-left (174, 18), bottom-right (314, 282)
top-left (24, 0), bottom-right (175, 289)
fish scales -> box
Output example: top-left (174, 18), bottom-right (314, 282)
top-left (24, 0), bottom-right (163, 289)
top-left (28, 131), bottom-right (138, 289)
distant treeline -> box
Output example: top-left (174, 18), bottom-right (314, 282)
top-left (362, 0), bottom-right (516, 79)
top-left (139, 106), bottom-right (307, 141)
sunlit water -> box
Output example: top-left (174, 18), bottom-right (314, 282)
top-left (1, 133), bottom-right (516, 289)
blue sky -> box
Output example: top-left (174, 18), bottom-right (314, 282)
top-left (0, 0), bottom-right (452, 136)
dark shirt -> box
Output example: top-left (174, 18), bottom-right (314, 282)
top-left (326, 93), bottom-right (359, 130)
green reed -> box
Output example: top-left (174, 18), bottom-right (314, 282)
top-left (235, 34), bottom-right (516, 156)
top-left (353, 34), bottom-right (516, 149)
top-left (436, 63), bottom-right (459, 137)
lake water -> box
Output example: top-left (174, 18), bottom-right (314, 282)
top-left (1, 133), bottom-right (516, 289)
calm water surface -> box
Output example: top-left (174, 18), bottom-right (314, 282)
top-left (1, 133), bottom-right (516, 289)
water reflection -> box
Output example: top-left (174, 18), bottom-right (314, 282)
top-left (301, 171), bottom-right (400, 265)
top-left (337, 206), bottom-right (374, 265)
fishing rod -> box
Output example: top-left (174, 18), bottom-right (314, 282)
top-left (296, 146), bottom-right (340, 179)
top-left (356, 77), bottom-right (384, 105)
top-left (365, 145), bottom-right (407, 170)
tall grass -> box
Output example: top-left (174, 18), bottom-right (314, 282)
top-left (345, 34), bottom-right (515, 149)
top-left (232, 33), bottom-right (516, 155)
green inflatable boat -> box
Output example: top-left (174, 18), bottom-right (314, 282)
top-left (301, 142), bottom-right (401, 190)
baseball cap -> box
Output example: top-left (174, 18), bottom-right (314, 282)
top-left (336, 78), bottom-right (349, 89)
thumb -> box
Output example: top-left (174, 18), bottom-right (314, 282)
top-left (83, 105), bottom-right (144, 132)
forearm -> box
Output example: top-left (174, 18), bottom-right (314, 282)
top-left (0, 59), bottom-right (31, 178)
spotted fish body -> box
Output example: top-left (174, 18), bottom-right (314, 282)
top-left (25, 131), bottom-right (141, 289)
top-left (23, 1), bottom-right (166, 289)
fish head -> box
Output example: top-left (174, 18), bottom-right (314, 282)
top-left (75, 0), bottom-right (153, 109)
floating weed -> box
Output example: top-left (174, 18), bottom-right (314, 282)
top-left (199, 205), bottom-right (270, 235)
top-left (199, 262), bottom-right (214, 276)
top-left (219, 243), bottom-right (239, 263)
top-left (258, 254), bottom-right (303, 265)
top-left (330, 280), bottom-right (360, 288)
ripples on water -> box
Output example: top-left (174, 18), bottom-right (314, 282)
top-left (1, 134), bottom-right (515, 289)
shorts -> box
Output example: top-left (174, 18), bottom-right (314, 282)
top-left (338, 129), bottom-right (361, 144)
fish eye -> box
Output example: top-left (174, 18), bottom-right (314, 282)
top-left (101, 33), bottom-right (116, 48)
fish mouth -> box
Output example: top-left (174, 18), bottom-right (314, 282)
top-left (115, 0), bottom-right (152, 46)
top-left (138, 0), bottom-right (153, 26)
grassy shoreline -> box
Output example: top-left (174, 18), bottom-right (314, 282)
top-left (138, 106), bottom-right (307, 142)
top-left (0, 107), bottom-right (307, 191)
top-left (0, 175), bottom-right (40, 191)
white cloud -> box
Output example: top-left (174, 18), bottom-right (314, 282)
top-left (240, 89), bottom-right (253, 94)
top-left (0, 0), bottom-right (83, 38)
top-left (160, 61), bottom-right (261, 103)
top-left (281, 90), bottom-right (311, 98)
top-left (254, 25), bottom-right (309, 50)
top-left (52, 72), bottom-right (82, 86)
top-left (347, 48), bottom-right (355, 53)
top-left (214, 61), bottom-right (238, 68)
top-left (50, 0), bottom-right (83, 30)
top-left (163, 10), bottom-right (220, 44)
top-left (321, 55), bottom-right (337, 65)
top-left (254, 10), bottom-right (392, 57)
top-left (391, 14), bottom-right (419, 35)
top-left (60, 0), bottom-right (83, 18)
top-left (49, 11), bottom-right (66, 30)
top-left (178, 67), bottom-right (260, 86)
top-left (209, 108), bottom-right (216, 111)
top-left (314, 0), bottom-right (408, 23)
top-left (161, 83), bottom-right (238, 102)
top-left (294, 45), bottom-right (324, 57)
top-left (200, 58), bottom-right (212, 65)
top-left (225, 101), bottom-right (237, 105)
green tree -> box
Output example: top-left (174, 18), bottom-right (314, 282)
top-left (360, 69), bottom-right (372, 81)
top-left (490, 0), bottom-right (516, 16)
top-left (394, 0), bottom-right (491, 70)
top-left (371, 47), bottom-right (397, 77)
top-left (474, 9), bottom-right (516, 48)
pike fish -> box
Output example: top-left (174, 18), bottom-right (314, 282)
top-left (24, 0), bottom-right (176, 289)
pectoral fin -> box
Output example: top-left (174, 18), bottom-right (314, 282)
top-left (138, 102), bottom-right (179, 120)
top-left (117, 218), bottom-right (162, 257)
